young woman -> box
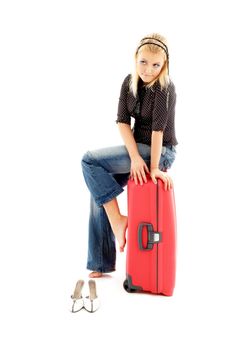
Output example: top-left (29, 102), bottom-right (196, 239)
top-left (81, 33), bottom-right (178, 278)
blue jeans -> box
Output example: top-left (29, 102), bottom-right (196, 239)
top-left (81, 143), bottom-right (176, 273)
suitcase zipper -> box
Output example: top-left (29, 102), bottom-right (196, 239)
top-left (156, 180), bottom-right (159, 294)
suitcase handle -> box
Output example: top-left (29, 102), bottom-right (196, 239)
top-left (138, 223), bottom-right (162, 251)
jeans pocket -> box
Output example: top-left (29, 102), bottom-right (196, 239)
top-left (160, 146), bottom-right (176, 170)
top-left (167, 148), bottom-right (176, 166)
top-left (162, 146), bottom-right (167, 156)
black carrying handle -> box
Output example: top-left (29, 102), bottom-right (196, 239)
top-left (138, 222), bottom-right (162, 251)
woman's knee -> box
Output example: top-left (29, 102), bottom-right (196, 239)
top-left (81, 151), bottom-right (94, 166)
top-left (81, 145), bottom-right (131, 174)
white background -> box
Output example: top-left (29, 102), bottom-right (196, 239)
top-left (1, 0), bottom-right (233, 349)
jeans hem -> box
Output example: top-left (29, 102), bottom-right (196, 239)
top-left (95, 187), bottom-right (124, 207)
top-left (87, 265), bottom-right (116, 273)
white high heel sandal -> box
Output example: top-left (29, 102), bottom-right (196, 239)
top-left (84, 279), bottom-right (100, 313)
top-left (71, 279), bottom-right (85, 312)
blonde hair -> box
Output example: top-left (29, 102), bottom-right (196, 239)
top-left (130, 33), bottom-right (170, 97)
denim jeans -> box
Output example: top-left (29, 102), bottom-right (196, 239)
top-left (81, 143), bottom-right (176, 273)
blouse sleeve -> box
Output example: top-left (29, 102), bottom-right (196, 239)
top-left (115, 74), bottom-right (131, 125)
top-left (152, 83), bottom-right (175, 131)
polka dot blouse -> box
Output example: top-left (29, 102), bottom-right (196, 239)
top-left (115, 74), bottom-right (178, 147)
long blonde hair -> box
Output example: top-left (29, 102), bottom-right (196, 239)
top-left (130, 33), bottom-right (170, 97)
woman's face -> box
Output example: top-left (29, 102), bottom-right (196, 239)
top-left (136, 49), bottom-right (165, 84)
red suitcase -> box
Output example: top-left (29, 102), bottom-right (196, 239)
top-left (123, 176), bottom-right (177, 296)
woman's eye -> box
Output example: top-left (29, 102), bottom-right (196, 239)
top-left (140, 60), bottom-right (145, 64)
top-left (153, 64), bottom-right (160, 68)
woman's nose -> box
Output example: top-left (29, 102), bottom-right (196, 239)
top-left (145, 66), bottom-right (154, 74)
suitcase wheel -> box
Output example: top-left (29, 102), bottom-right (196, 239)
top-left (123, 279), bottom-right (136, 293)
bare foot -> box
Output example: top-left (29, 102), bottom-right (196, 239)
top-left (89, 271), bottom-right (103, 278)
top-left (112, 215), bottom-right (128, 252)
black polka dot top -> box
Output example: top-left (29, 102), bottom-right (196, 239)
top-left (115, 74), bottom-right (178, 147)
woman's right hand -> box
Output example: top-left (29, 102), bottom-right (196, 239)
top-left (130, 155), bottom-right (150, 185)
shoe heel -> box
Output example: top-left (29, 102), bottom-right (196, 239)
top-left (71, 279), bottom-right (84, 312)
top-left (84, 279), bottom-right (100, 313)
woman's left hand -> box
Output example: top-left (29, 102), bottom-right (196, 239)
top-left (150, 168), bottom-right (173, 191)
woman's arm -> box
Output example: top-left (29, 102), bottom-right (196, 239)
top-left (117, 123), bottom-right (150, 184)
top-left (150, 130), bottom-right (163, 170)
top-left (150, 130), bottom-right (173, 190)
top-left (117, 123), bottom-right (140, 159)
